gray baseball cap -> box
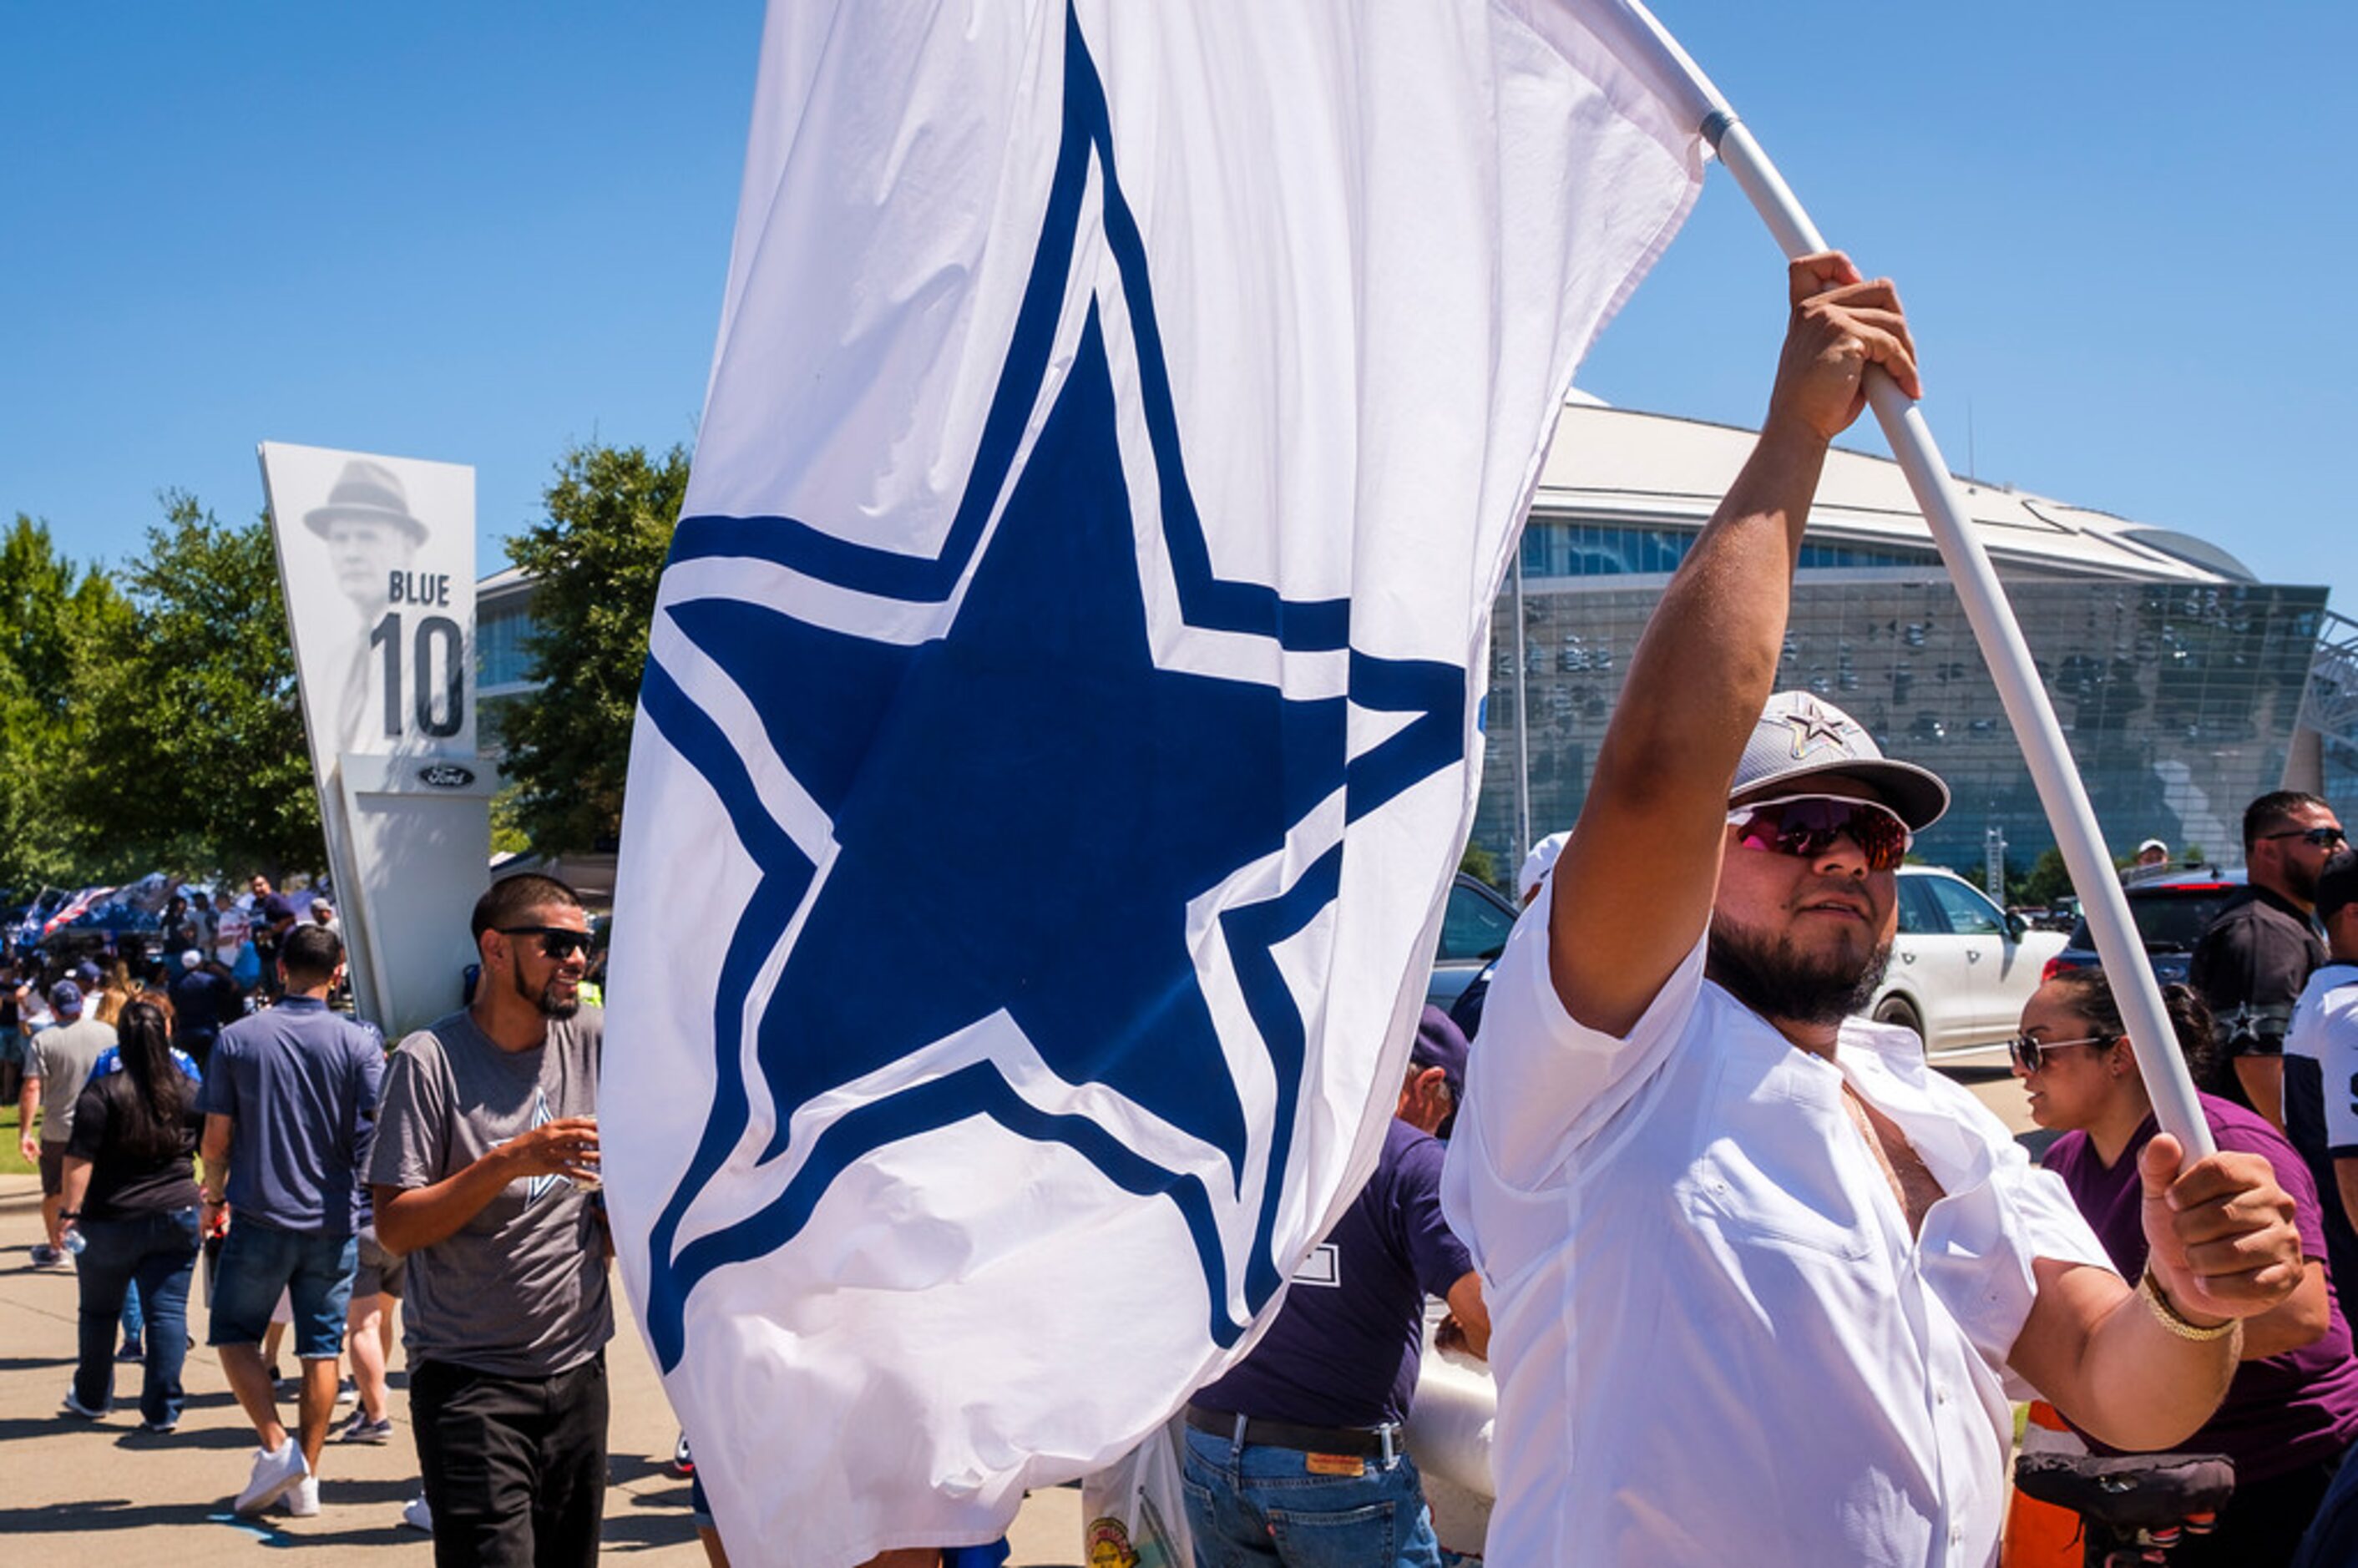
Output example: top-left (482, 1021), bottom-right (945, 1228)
top-left (1730, 691), bottom-right (1950, 832)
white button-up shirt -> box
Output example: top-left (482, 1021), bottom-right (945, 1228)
top-left (1442, 896), bottom-right (2113, 1567)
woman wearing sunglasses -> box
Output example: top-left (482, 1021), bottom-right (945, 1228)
top-left (2020, 968), bottom-right (2358, 1565)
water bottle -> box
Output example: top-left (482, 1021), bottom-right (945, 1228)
top-left (60, 1226), bottom-right (85, 1257)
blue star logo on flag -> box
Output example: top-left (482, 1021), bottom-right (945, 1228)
top-left (630, 5), bottom-right (1465, 1372)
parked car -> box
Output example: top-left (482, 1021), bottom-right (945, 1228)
top-left (1867, 866), bottom-right (2068, 1061)
top-left (2042, 868), bottom-right (2245, 989)
top-left (1425, 873), bottom-right (1520, 1011)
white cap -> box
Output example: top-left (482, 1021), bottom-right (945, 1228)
top-left (1517, 831), bottom-right (1571, 903)
top-left (1731, 691), bottom-right (1949, 831)
top-left (2137, 837), bottom-right (2168, 856)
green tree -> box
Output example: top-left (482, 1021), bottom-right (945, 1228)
top-left (2005, 845), bottom-right (2076, 908)
top-left (499, 443), bottom-right (691, 856)
top-left (0, 516), bottom-right (126, 891)
top-left (70, 493), bottom-right (321, 879)
top-left (1458, 841), bottom-right (1503, 893)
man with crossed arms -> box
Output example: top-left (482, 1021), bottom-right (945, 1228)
top-left (1441, 254), bottom-right (2304, 1565)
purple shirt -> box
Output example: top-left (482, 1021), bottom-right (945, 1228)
top-left (2044, 1092), bottom-right (2358, 1479)
top-left (1196, 1118), bottom-right (1474, 1429)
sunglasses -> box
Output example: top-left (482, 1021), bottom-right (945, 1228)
top-left (1724, 793), bottom-right (1912, 873)
top-left (2259, 825), bottom-right (2348, 850)
top-left (495, 925), bottom-right (595, 960)
top-left (2006, 1032), bottom-right (2115, 1074)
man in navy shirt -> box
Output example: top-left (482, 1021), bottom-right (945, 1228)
top-left (197, 923), bottom-right (384, 1519)
top-left (1183, 1008), bottom-right (1488, 1567)
top-left (168, 950), bottom-right (242, 1071)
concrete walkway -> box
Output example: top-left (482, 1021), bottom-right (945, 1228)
top-left (0, 1175), bottom-right (1080, 1566)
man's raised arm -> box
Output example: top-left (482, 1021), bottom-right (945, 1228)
top-left (1546, 253), bottom-right (1918, 1036)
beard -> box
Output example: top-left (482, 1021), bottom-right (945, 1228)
top-left (2287, 854), bottom-right (2323, 905)
top-left (1707, 913), bottom-right (1891, 1029)
top-left (509, 954), bottom-right (581, 1019)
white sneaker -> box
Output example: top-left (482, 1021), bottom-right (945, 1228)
top-left (281, 1475), bottom-right (320, 1518)
top-left (400, 1493), bottom-right (433, 1533)
top-left (233, 1441), bottom-right (310, 1515)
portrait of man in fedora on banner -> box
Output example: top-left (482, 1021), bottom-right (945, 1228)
top-left (274, 453), bottom-right (466, 765)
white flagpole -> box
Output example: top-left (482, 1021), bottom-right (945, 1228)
top-left (1604, 2), bottom-right (2214, 1158)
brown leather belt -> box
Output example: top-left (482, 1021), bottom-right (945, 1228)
top-left (1183, 1403), bottom-right (1399, 1459)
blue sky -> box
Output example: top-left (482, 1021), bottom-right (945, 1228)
top-left (6, 3), bottom-right (2352, 621)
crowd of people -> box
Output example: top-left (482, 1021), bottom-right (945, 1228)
top-left (5, 869), bottom-right (637, 1565)
top-left (10, 261), bottom-right (2358, 1568)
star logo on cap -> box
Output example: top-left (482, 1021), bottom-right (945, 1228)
top-left (1784, 696), bottom-right (1859, 760)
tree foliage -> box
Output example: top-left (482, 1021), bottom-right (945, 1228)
top-left (0, 516), bottom-right (127, 892)
top-left (498, 443), bottom-right (691, 856)
top-left (70, 494), bottom-right (321, 880)
top-left (2006, 844), bottom-right (2076, 909)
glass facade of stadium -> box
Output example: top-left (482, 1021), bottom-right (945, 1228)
top-left (1471, 513), bottom-right (2342, 883)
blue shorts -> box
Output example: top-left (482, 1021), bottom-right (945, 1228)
top-left (207, 1219), bottom-right (357, 1359)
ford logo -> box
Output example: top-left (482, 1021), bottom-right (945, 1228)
top-left (417, 763), bottom-right (476, 789)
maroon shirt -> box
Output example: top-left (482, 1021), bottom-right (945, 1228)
top-left (2043, 1092), bottom-right (2358, 1480)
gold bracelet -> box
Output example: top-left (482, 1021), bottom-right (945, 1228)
top-left (2140, 1270), bottom-right (2237, 1343)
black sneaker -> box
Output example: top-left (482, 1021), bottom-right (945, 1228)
top-left (337, 1411), bottom-right (394, 1444)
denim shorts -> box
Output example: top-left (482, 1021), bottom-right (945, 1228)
top-left (207, 1219), bottom-right (357, 1358)
top-left (352, 1224), bottom-right (406, 1299)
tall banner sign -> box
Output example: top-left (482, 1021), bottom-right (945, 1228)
top-left (259, 443), bottom-right (493, 1039)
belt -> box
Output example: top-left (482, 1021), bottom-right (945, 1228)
top-left (1184, 1404), bottom-right (1399, 1459)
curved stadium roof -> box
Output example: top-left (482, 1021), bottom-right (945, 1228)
top-left (1534, 403), bottom-right (2260, 586)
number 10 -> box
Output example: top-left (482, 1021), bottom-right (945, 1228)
top-left (369, 611), bottom-right (464, 739)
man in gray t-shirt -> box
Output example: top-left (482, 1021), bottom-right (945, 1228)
top-left (368, 873), bottom-right (609, 1567)
top-left (18, 982), bottom-right (117, 1264)
top-left (371, 1005), bottom-right (609, 1374)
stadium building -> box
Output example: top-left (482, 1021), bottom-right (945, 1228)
top-left (472, 400), bottom-right (2358, 888)
top-left (1475, 399), bottom-right (2355, 883)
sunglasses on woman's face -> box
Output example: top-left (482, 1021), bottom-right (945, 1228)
top-left (1723, 794), bottom-right (1912, 873)
top-left (2006, 1032), bottom-right (2114, 1074)
top-left (495, 925), bottom-right (594, 960)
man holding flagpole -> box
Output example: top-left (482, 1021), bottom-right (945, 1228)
top-left (1442, 253), bottom-right (2307, 1566)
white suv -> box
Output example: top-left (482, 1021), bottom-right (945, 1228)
top-left (1868, 867), bottom-right (2066, 1062)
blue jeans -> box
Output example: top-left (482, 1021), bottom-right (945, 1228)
top-left (2294, 1445), bottom-right (2358, 1568)
top-left (1181, 1422), bottom-right (1443, 1568)
top-left (73, 1207), bottom-right (200, 1426)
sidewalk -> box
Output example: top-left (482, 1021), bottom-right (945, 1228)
top-left (0, 1176), bottom-right (1080, 1566)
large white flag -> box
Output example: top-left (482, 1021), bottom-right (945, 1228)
top-left (607, 3), bottom-right (1706, 1560)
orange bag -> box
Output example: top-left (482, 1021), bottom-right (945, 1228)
top-left (2002, 1401), bottom-right (2085, 1568)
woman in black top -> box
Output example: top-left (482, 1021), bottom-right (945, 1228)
top-left (59, 997), bottom-right (203, 1432)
